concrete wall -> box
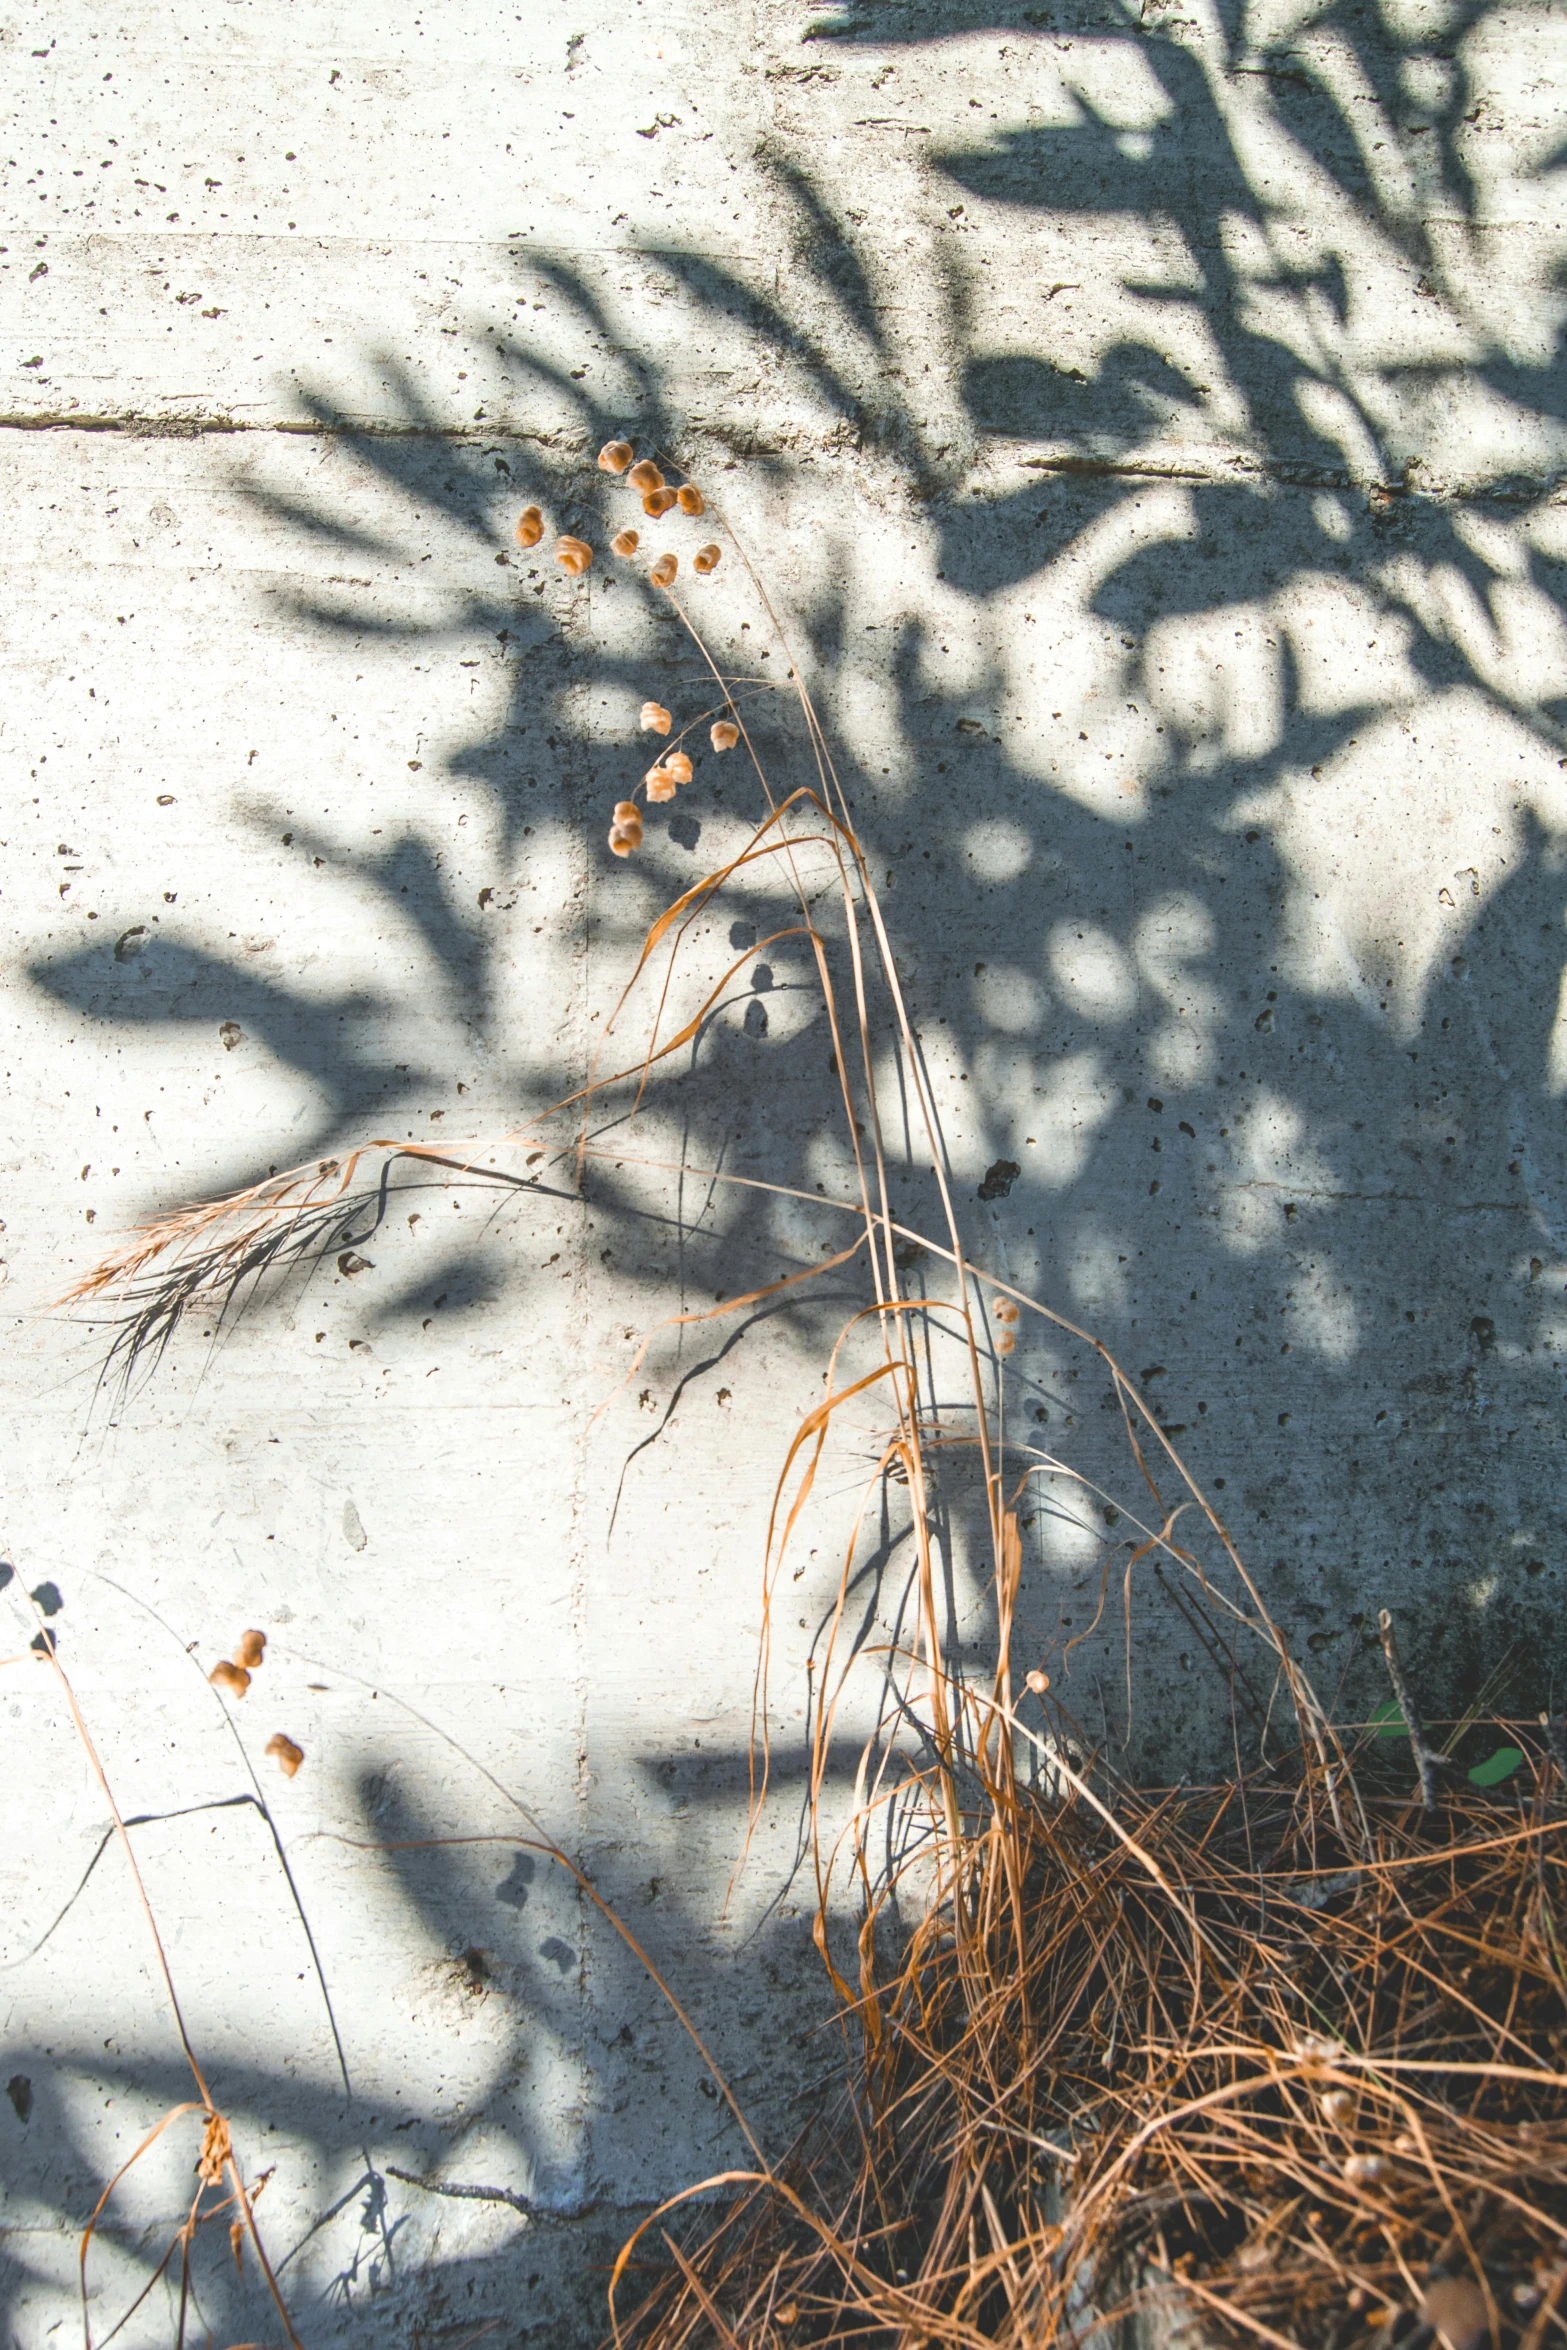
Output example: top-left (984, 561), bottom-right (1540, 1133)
top-left (2, 0), bottom-right (1565, 2339)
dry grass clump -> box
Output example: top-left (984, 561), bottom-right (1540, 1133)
top-left (49, 430), bottom-right (1567, 2350)
top-left (613, 1735), bottom-right (1567, 2350)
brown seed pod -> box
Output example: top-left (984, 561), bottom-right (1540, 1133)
top-left (209, 1659), bottom-right (250, 1698)
top-left (627, 458), bottom-right (663, 494)
top-left (554, 535), bottom-right (593, 577)
top-left (994, 1300), bottom-right (1019, 1323)
top-left (676, 483), bottom-right (706, 516)
top-left (664, 750), bottom-right (693, 785)
top-left (642, 486), bottom-right (678, 518)
top-left (235, 1629), bottom-right (266, 1670)
top-left (265, 1732), bottom-right (304, 1779)
top-left (515, 505), bottom-right (543, 549)
top-left (611, 527), bottom-right (640, 558)
top-left (649, 553), bottom-right (678, 589)
top-left (608, 828), bottom-right (637, 857)
top-left (1025, 1668), bottom-right (1051, 1695)
top-left (997, 1332), bottom-right (1016, 1356)
top-left (692, 543), bottom-right (722, 574)
top-left (710, 719), bottom-right (740, 752)
top-left (614, 800), bottom-right (641, 825)
top-left (598, 439), bottom-right (634, 474)
top-left (645, 769), bottom-right (678, 804)
top-left (640, 701), bottom-right (672, 735)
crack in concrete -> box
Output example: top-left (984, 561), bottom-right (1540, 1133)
top-left (1023, 451), bottom-right (1567, 505)
top-left (4, 410), bottom-right (1559, 505)
top-left (0, 409), bottom-right (587, 443)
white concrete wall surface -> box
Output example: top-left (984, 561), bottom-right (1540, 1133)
top-left (3, 0), bottom-right (1567, 2340)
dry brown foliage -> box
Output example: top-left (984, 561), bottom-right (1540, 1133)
top-left (611, 1735), bottom-right (1567, 2350)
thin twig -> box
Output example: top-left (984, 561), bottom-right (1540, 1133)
top-left (1378, 1608), bottom-right (1452, 1814)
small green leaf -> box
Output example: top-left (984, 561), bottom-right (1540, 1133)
top-left (1467, 1746), bottom-right (1524, 1788)
top-left (1369, 1698), bottom-right (1405, 1738)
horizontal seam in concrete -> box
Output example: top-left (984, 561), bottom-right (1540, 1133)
top-left (0, 410), bottom-right (578, 442)
top-left (4, 412), bottom-right (1564, 506)
top-left (1022, 451), bottom-right (1567, 502)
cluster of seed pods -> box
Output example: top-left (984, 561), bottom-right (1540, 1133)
top-left (515, 439), bottom-right (721, 590)
top-left (511, 444), bottom-right (732, 859)
top-left (994, 1298), bottom-right (1020, 1358)
top-left (595, 438), bottom-right (722, 588)
top-left (605, 700), bottom-right (741, 857)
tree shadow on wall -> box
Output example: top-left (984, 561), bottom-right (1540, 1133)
top-left (37, 0), bottom-right (1567, 1700)
top-left (35, 0), bottom-right (1567, 1723)
top-left (13, 0), bottom-right (1567, 2337)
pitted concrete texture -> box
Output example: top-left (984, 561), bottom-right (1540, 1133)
top-left (3, 0), bottom-right (1567, 2340)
